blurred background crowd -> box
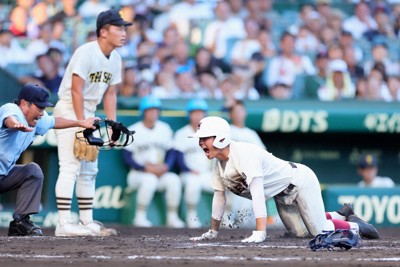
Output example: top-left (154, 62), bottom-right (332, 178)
top-left (1, 0), bottom-right (400, 103)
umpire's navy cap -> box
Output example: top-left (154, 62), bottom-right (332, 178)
top-left (96, 9), bottom-right (132, 30)
top-left (17, 83), bottom-right (54, 108)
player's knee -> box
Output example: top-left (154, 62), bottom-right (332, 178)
top-left (78, 174), bottom-right (96, 183)
top-left (26, 162), bottom-right (44, 182)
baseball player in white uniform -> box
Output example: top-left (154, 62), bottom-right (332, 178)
top-left (123, 95), bottom-right (185, 228)
top-left (53, 9), bottom-right (132, 236)
top-left (224, 100), bottom-right (266, 228)
top-left (173, 98), bottom-right (214, 228)
top-left (189, 116), bottom-right (379, 242)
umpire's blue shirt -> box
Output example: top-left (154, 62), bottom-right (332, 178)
top-left (0, 103), bottom-right (55, 176)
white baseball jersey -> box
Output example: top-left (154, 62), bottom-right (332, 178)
top-left (211, 141), bottom-right (293, 200)
top-left (230, 125), bottom-right (266, 149)
top-left (125, 120), bottom-right (174, 165)
top-left (57, 41), bottom-right (122, 115)
top-left (173, 124), bottom-right (213, 173)
top-left (358, 176), bottom-right (395, 188)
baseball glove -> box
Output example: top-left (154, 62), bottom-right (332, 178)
top-left (309, 229), bottom-right (361, 251)
top-left (74, 129), bottom-right (99, 161)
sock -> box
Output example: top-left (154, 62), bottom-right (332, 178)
top-left (76, 176), bottom-right (95, 225)
top-left (55, 177), bottom-right (75, 224)
top-left (326, 211), bottom-right (346, 220)
top-left (331, 219), bottom-right (351, 230)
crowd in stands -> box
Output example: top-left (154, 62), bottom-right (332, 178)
top-left (1, 0), bottom-right (400, 102)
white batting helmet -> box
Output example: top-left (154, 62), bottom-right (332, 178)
top-left (189, 116), bottom-right (231, 149)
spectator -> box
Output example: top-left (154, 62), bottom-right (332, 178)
top-left (173, 98), bottom-right (213, 228)
top-left (118, 66), bottom-right (138, 97)
top-left (339, 30), bottom-right (364, 64)
top-left (257, 29), bottom-right (276, 59)
top-left (168, 0), bottom-right (213, 39)
top-left (266, 31), bottom-right (316, 94)
top-left (78, 0), bottom-right (109, 19)
top-left (19, 53), bottom-right (62, 94)
top-left (152, 71), bottom-right (180, 99)
top-left (315, 51), bottom-right (329, 80)
top-left (193, 46), bottom-right (224, 80)
top-left (357, 154), bottom-right (395, 188)
top-left (364, 42), bottom-right (400, 77)
top-left (203, 1), bottom-right (246, 68)
top-left (363, 62), bottom-right (391, 101)
top-left (175, 70), bottom-right (200, 98)
top-left (363, 7), bottom-right (395, 42)
top-left (317, 59), bottom-right (356, 101)
top-left (342, 1), bottom-right (377, 40)
top-left (123, 96), bottom-right (185, 228)
top-left (343, 46), bottom-right (365, 83)
top-left (197, 71), bottom-right (223, 99)
top-left (0, 28), bottom-right (31, 69)
top-left (230, 17), bottom-right (261, 69)
top-left (387, 75), bottom-right (400, 101)
top-left (8, 4), bottom-right (30, 37)
top-left (27, 1), bottom-right (49, 39)
top-left (173, 40), bottom-right (195, 74)
top-left (249, 52), bottom-right (268, 97)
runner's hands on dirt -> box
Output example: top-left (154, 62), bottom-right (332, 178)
top-left (241, 231), bottom-right (266, 243)
top-left (190, 229), bottom-right (218, 241)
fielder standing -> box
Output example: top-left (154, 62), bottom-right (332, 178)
top-left (0, 83), bottom-right (98, 236)
top-left (53, 9), bottom-right (132, 236)
top-left (189, 116), bottom-right (379, 242)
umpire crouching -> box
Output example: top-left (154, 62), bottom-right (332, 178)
top-left (0, 83), bottom-right (99, 236)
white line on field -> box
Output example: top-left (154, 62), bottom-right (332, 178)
top-left (1, 253), bottom-right (400, 262)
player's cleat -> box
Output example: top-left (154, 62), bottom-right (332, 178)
top-left (133, 214), bottom-right (153, 227)
top-left (336, 203), bottom-right (355, 220)
top-left (55, 221), bottom-right (93, 237)
top-left (166, 214), bottom-right (185, 228)
top-left (8, 216), bottom-right (43, 236)
top-left (79, 220), bottom-right (118, 236)
top-left (348, 215), bottom-right (379, 239)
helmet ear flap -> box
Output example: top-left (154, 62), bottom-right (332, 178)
top-left (213, 135), bottom-right (231, 149)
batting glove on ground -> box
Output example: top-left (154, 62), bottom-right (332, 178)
top-left (190, 229), bottom-right (218, 241)
top-left (241, 231), bottom-right (267, 243)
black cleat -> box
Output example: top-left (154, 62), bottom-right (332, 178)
top-left (348, 215), bottom-right (379, 239)
top-left (336, 203), bottom-right (355, 220)
top-left (8, 216), bottom-right (43, 236)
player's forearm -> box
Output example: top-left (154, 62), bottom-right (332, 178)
top-left (53, 117), bottom-right (97, 129)
top-left (71, 75), bottom-right (86, 120)
top-left (103, 86), bottom-right (117, 121)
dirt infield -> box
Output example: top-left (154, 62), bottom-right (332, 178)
top-left (0, 226), bottom-right (399, 267)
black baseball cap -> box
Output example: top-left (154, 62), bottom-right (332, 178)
top-left (96, 9), bottom-right (132, 30)
top-left (17, 83), bottom-right (54, 108)
top-left (358, 154), bottom-right (378, 169)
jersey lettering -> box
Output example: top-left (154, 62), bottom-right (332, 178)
top-left (89, 71), bottom-right (113, 84)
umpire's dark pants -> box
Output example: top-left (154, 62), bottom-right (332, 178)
top-left (0, 163), bottom-right (44, 219)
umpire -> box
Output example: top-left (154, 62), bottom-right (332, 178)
top-left (0, 83), bottom-right (98, 236)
